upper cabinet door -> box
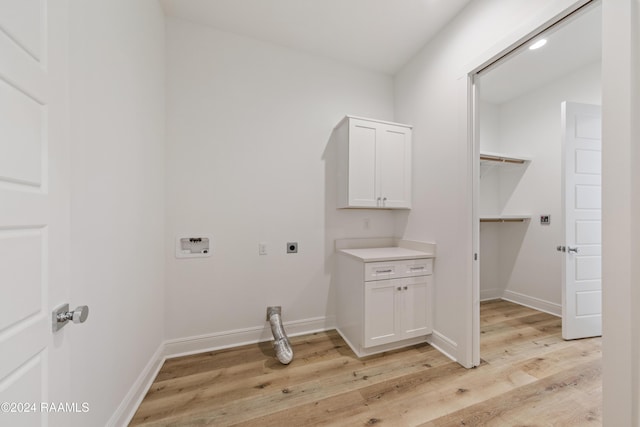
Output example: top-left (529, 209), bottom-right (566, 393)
top-left (336, 116), bottom-right (412, 209)
top-left (347, 119), bottom-right (379, 208)
top-left (377, 124), bottom-right (412, 209)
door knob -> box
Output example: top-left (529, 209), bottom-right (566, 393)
top-left (52, 304), bottom-right (89, 332)
top-left (567, 246), bottom-right (579, 254)
top-left (64, 305), bottom-right (89, 323)
top-left (556, 245), bottom-right (566, 252)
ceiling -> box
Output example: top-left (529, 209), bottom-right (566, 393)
top-left (478, 3), bottom-right (602, 105)
top-left (160, 0), bottom-right (473, 75)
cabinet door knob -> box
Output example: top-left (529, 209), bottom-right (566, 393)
top-left (403, 286), bottom-right (408, 290)
top-left (397, 287), bottom-right (402, 291)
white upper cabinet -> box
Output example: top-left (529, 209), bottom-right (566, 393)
top-left (336, 116), bottom-right (412, 209)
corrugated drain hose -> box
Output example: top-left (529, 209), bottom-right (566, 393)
top-left (267, 306), bottom-right (293, 365)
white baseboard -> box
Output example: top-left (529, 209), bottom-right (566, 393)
top-left (108, 343), bottom-right (166, 427)
top-left (164, 315), bottom-right (335, 359)
top-left (502, 290), bottom-right (561, 317)
top-left (480, 288), bottom-right (503, 301)
top-left (336, 327), bottom-right (429, 358)
top-left (427, 330), bottom-right (458, 362)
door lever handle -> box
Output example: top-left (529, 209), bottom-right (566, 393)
top-left (567, 246), bottom-right (579, 254)
top-left (52, 304), bottom-right (89, 332)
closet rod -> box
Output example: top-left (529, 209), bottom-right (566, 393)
top-left (480, 218), bottom-right (528, 223)
top-left (479, 155), bottom-right (526, 164)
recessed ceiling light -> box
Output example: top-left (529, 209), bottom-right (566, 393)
top-left (529, 39), bottom-right (547, 50)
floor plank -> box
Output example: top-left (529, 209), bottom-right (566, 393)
top-left (130, 300), bottom-right (601, 426)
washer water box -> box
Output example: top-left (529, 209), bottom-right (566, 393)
top-left (175, 235), bottom-right (212, 258)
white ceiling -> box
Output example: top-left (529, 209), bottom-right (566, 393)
top-left (478, 3), bottom-right (602, 105)
top-left (160, 0), bottom-right (473, 75)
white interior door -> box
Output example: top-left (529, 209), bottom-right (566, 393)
top-left (0, 1), bottom-right (71, 425)
top-left (561, 101), bottom-right (602, 340)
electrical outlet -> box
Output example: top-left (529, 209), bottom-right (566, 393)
top-left (287, 242), bottom-right (298, 253)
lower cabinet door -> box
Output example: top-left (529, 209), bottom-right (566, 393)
top-left (364, 279), bottom-right (401, 347)
top-left (364, 276), bottom-right (432, 348)
top-left (401, 276), bottom-right (432, 338)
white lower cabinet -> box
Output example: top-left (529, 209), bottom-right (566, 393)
top-left (336, 247), bottom-right (434, 358)
top-left (364, 276), bottom-right (432, 348)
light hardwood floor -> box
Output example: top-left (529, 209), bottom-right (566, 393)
top-left (130, 300), bottom-right (601, 426)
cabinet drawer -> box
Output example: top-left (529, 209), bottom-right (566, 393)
top-left (365, 258), bottom-right (432, 281)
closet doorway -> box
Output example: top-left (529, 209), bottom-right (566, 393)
top-left (472, 1), bottom-right (602, 354)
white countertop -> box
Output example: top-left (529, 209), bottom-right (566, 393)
top-left (339, 247), bottom-right (435, 262)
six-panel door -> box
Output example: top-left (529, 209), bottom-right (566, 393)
top-left (0, 0), bottom-right (72, 425)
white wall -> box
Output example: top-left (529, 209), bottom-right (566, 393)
top-left (479, 62), bottom-right (601, 311)
top-left (57, 0), bottom-right (640, 425)
top-left (602, 0), bottom-right (640, 424)
top-left (68, 1), bottom-right (165, 425)
top-left (394, 0), bottom-right (585, 365)
top-left (478, 101), bottom-right (502, 300)
top-left (394, 0), bottom-right (640, 420)
top-left (164, 18), bottom-right (396, 345)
